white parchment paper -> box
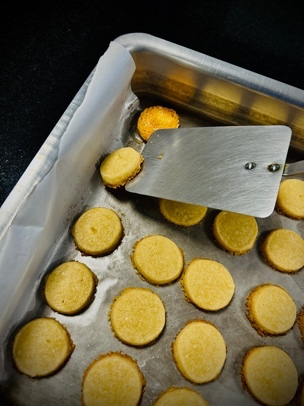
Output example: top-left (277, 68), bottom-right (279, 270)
top-left (0, 40), bottom-right (135, 351)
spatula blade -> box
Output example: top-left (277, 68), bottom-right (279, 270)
top-left (125, 126), bottom-right (291, 218)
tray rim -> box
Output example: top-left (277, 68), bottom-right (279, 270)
top-left (115, 32), bottom-right (304, 108)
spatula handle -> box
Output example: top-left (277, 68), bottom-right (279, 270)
top-left (283, 160), bottom-right (304, 176)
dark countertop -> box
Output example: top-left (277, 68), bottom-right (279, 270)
top-left (1, 0), bottom-right (304, 206)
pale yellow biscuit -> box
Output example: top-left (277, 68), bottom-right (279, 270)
top-left (242, 346), bottom-right (298, 406)
top-left (110, 287), bottom-right (166, 346)
top-left (246, 284), bottom-right (296, 336)
top-left (159, 199), bottom-right (207, 226)
top-left (12, 317), bottom-right (74, 377)
top-left (100, 147), bottom-right (143, 188)
top-left (44, 261), bottom-right (98, 315)
top-left (172, 320), bottom-right (226, 383)
top-left (137, 105), bottom-right (179, 141)
top-left (131, 235), bottom-right (184, 285)
top-left (154, 387), bottom-right (209, 406)
top-left (261, 228), bottom-right (304, 273)
top-left (182, 258), bottom-right (235, 311)
top-left (82, 352), bottom-right (145, 406)
top-left (71, 207), bottom-right (123, 256)
top-left (213, 210), bottom-right (258, 255)
top-left (276, 178), bottom-right (304, 219)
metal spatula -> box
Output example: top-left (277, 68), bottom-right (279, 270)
top-left (125, 125), bottom-right (303, 218)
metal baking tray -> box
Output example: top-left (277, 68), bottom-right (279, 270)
top-left (0, 33), bottom-right (303, 406)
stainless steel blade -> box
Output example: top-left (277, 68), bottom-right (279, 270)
top-left (125, 126), bottom-right (292, 218)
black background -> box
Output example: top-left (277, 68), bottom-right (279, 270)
top-left (1, 0), bottom-right (304, 206)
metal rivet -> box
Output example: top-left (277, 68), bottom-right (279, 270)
top-left (245, 162), bottom-right (256, 170)
top-left (268, 163), bottom-right (280, 172)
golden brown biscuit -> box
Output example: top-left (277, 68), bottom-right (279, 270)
top-left (159, 199), bottom-right (207, 226)
top-left (241, 345), bottom-right (298, 406)
top-left (44, 261), bottom-right (98, 315)
top-left (213, 211), bottom-right (258, 255)
top-left (82, 352), bottom-right (145, 406)
top-left (71, 207), bottom-right (123, 256)
top-left (261, 228), bottom-right (304, 273)
top-left (131, 235), bottom-right (184, 285)
top-left (137, 105), bottom-right (179, 141)
top-left (182, 258), bottom-right (235, 311)
top-left (154, 387), bottom-right (209, 406)
top-left (276, 178), bottom-right (304, 219)
top-left (297, 307), bottom-right (304, 342)
top-left (12, 317), bottom-right (74, 377)
top-left (110, 287), bottom-right (166, 346)
top-left (172, 319), bottom-right (226, 384)
top-left (100, 147), bottom-right (143, 188)
top-left (246, 284), bottom-right (296, 336)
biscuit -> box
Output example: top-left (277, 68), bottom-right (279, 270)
top-left (154, 387), bottom-right (209, 406)
top-left (137, 105), bottom-right (179, 141)
top-left (82, 352), bottom-right (145, 406)
top-left (71, 207), bottom-right (123, 256)
top-left (182, 258), bottom-right (235, 311)
top-left (213, 211), bottom-right (258, 255)
top-left (297, 307), bottom-right (304, 342)
top-left (100, 147), bottom-right (143, 188)
top-left (276, 178), bottom-right (304, 219)
top-left (172, 320), bottom-right (226, 383)
top-left (241, 345), bottom-right (298, 406)
top-left (12, 317), bottom-right (74, 377)
top-left (44, 261), bottom-right (98, 315)
top-left (159, 199), bottom-right (207, 226)
top-left (110, 287), bottom-right (166, 346)
top-left (246, 284), bottom-right (296, 336)
top-left (261, 228), bottom-right (304, 273)
top-left (131, 235), bottom-right (184, 285)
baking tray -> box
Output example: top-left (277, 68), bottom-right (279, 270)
top-left (0, 33), bottom-right (304, 406)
